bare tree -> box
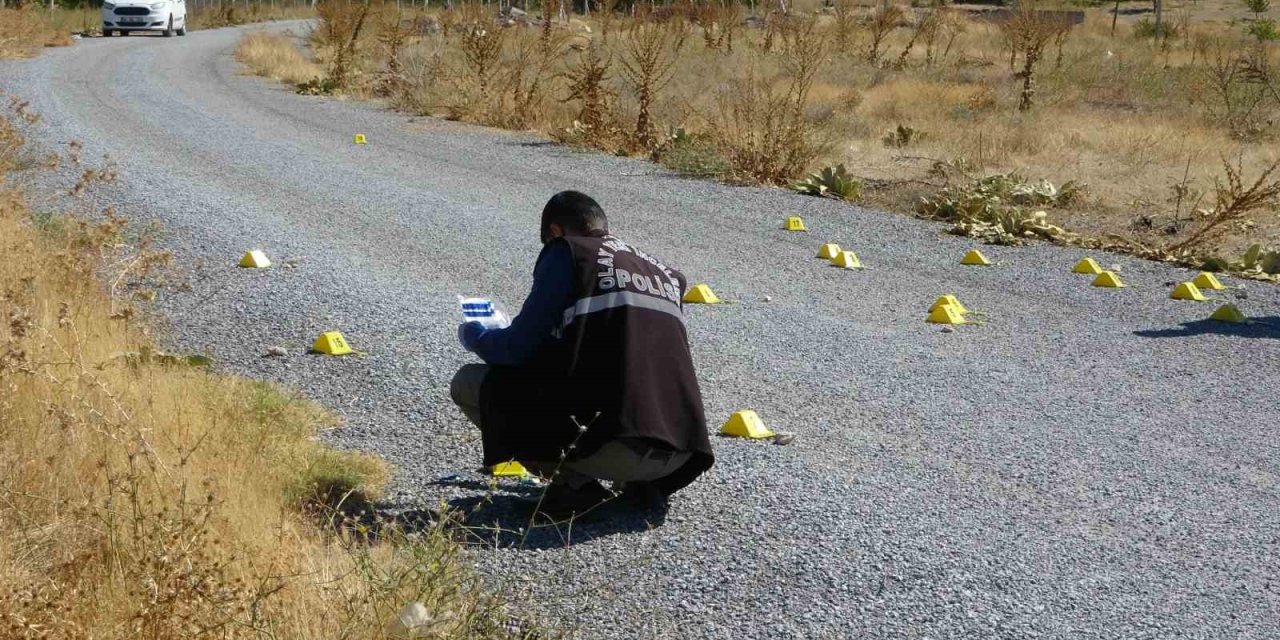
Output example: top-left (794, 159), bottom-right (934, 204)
top-left (866, 3), bottom-right (903, 63)
top-left (618, 22), bottom-right (685, 152)
top-left (999, 4), bottom-right (1071, 111)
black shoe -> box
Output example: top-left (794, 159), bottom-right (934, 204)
top-left (531, 480), bottom-right (615, 521)
top-left (618, 481), bottom-right (669, 513)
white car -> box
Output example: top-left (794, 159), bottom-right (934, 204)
top-left (102, 0), bottom-right (187, 37)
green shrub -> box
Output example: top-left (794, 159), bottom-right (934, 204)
top-left (658, 128), bottom-right (731, 177)
top-left (1247, 18), bottom-right (1279, 42)
top-left (790, 164), bottom-right (864, 201)
top-left (1133, 18), bottom-right (1181, 40)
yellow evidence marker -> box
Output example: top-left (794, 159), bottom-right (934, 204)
top-left (353, 133), bottom-right (368, 144)
top-left (490, 461), bottom-right (529, 477)
top-left (312, 331), bottom-right (353, 356)
top-left (784, 216), bottom-right (807, 232)
top-left (683, 284), bottom-right (722, 304)
top-left (720, 410), bottom-right (775, 439)
top-left (831, 251), bottom-right (863, 270)
top-left (238, 249), bottom-right (271, 268)
top-left (929, 294), bottom-right (969, 315)
top-left (960, 249), bottom-right (992, 266)
top-left (816, 243), bottom-right (842, 260)
top-left (1073, 257), bottom-right (1104, 275)
top-left (1091, 271), bottom-right (1126, 288)
top-left (1170, 282), bottom-right (1207, 301)
top-left (1209, 304), bottom-right (1247, 323)
top-left (927, 304), bottom-right (968, 325)
top-left (1192, 272), bottom-right (1227, 291)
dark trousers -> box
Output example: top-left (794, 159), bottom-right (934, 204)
top-left (450, 364), bottom-right (690, 487)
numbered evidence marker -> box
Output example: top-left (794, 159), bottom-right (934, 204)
top-left (784, 216), bottom-right (807, 232)
top-left (816, 243), bottom-right (842, 260)
top-left (1170, 281), bottom-right (1208, 301)
top-left (929, 294), bottom-right (969, 315)
top-left (1072, 257), bottom-right (1104, 275)
top-left (1091, 271), bottom-right (1126, 288)
top-left (238, 249), bottom-right (271, 268)
top-left (927, 294), bottom-right (971, 325)
top-left (353, 133), bottom-right (368, 144)
top-left (720, 410), bottom-right (775, 439)
top-left (1192, 272), bottom-right (1227, 291)
top-left (683, 283), bottom-right (722, 304)
top-left (830, 250), bottom-right (863, 270)
top-left (312, 331), bottom-right (353, 356)
top-left (960, 249), bottom-right (992, 266)
top-left (927, 304), bottom-right (968, 325)
top-left (1209, 304), bottom-right (1247, 323)
top-left (490, 461), bottom-right (529, 477)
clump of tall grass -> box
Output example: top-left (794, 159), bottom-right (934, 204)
top-left (235, 31), bottom-right (324, 85)
top-left (0, 7), bottom-right (71, 59)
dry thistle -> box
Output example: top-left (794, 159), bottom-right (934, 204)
top-left (618, 21), bottom-right (685, 153)
top-left (1169, 156), bottom-right (1280, 252)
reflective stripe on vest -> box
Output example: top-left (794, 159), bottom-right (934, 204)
top-left (561, 290), bottom-right (685, 329)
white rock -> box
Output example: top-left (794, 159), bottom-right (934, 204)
top-left (266, 346), bottom-right (287, 357)
top-left (384, 602), bottom-right (433, 639)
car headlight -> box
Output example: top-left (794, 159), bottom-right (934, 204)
top-left (149, 2), bottom-right (165, 10)
top-left (103, 2), bottom-right (115, 9)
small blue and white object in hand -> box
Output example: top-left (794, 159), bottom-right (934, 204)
top-left (458, 296), bottom-right (510, 330)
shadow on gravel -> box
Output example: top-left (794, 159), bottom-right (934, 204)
top-left (1133, 316), bottom-right (1280, 340)
top-left (444, 494), bottom-right (666, 551)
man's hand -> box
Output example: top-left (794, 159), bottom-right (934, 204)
top-left (458, 321), bottom-right (485, 352)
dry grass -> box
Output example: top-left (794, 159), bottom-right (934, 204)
top-left (252, 0), bottom-right (1280, 263)
top-left (0, 106), bottom-right (532, 639)
top-left (236, 31), bottom-right (325, 85)
top-left (0, 8), bottom-right (72, 59)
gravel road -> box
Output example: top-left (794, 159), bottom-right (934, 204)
top-left (4, 23), bottom-right (1279, 638)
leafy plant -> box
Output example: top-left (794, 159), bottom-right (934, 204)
top-left (1131, 18), bottom-right (1177, 40)
top-left (296, 76), bottom-right (340, 95)
top-left (1240, 243), bottom-right (1280, 273)
top-left (884, 124), bottom-right (924, 148)
top-left (790, 164), bottom-right (863, 201)
top-left (658, 127), bottom-right (731, 177)
top-left (1203, 243), bottom-right (1280, 275)
top-left (1247, 18), bottom-right (1279, 42)
top-left (919, 173), bottom-right (1081, 244)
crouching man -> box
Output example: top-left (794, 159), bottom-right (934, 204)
top-left (451, 191), bottom-right (713, 519)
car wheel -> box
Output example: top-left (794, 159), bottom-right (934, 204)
top-left (163, 17), bottom-right (174, 37)
top-left (177, 23), bottom-right (186, 36)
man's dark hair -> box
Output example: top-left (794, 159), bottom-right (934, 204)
top-left (541, 191), bottom-right (608, 243)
